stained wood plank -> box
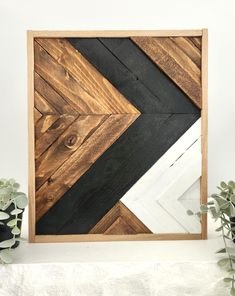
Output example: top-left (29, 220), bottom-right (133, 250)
top-left (36, 114), bottom-right (199, 234)
top-left (189, 37), bottom-right (201, 50)
top-left (35, 114), bottom-right (77, 159)
top-left (36, 114), bottom-right (139, 221)
top-left (35, 115), bottom-right (59, 139)
top-left (34, 108), bottom-right (42, 123)
top-left (132, 37), bottom-right (202, 108)
top-left (35, 38), bottom-right (139, 115)
top-left (34, 90), bottom-right (58, 115)
top-left (170, 37), bottom-right (201, 68)
top-left (36, 115), bottom-right (107, 190)
top-left (69, 38), bottom-right (199, 114)
top-left (34, 72), bottom-right (78, 116)
top-left (90, 202), bottom-right (151, 234)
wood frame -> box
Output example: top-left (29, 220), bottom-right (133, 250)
top-left (28, 29), bottom-right (208, 243)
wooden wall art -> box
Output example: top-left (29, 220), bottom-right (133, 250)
top-left (28, 30), bottom-right (208, 243)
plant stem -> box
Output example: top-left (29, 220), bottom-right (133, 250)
top-left (221, 214), bottom-right (235, 289)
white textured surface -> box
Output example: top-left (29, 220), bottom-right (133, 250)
top-left (0, 262), bottom-right (229, 296)
top-left (121, 120), bottom-right (201, 233)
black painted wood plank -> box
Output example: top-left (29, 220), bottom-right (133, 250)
top-left (36, 113), bottom-right (200, 235)
top-left (68, 38), bottom-right (199, 114)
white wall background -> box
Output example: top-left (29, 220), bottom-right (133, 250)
top-left (0, 0), bottom-right (235, 236)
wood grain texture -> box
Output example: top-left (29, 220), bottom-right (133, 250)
top-left (201, 29), bottom-right (208, 239)
top-left (34, 91), bottom-right (58, 115)
top-left (35, 114), bottom-right (59, 139)
top-left (35, 114), bottom-right (77, 160)
top-left (68, 38), bottom-right (199, 114)
top-left (34, 72), bottom-right (78, 116)
top-left (36, 114), bottom-right (199, 235)
top-left (35, 38), bottom-right (139, 115)
top-left (34, 108), bottom-right (42, 123)
top-left (36, 114), bottom-right (139, 221)
top-left (28, 30), bottom-right (36, 242)
top-left (35, 115), bottom-right (107, 189)
top-left (131, 36), bottom-right (202, 108)
top-left (30, 30), bottom-right (203, 38)
top-left (90, 202), bottom-right (151, 234)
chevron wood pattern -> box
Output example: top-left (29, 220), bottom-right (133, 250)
top-left (28, 31), bottom-right (207, 242)
top-left (89, 202), bottom-right (151, 234)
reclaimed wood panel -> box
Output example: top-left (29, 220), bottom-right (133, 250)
top-left (28, 31), bottom-right (207, 242)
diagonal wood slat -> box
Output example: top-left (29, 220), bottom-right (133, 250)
top-left (34, 72), bottom-right (78, 116)
top-left (36, 114), bottom-right (139, 221)
top-left (131, 36), bottom-right (202, 108)
top-left (35, 38), bottom-right (139, 115)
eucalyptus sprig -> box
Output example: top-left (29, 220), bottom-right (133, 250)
top-left (187, 181), bottom-right (235, 296)
top-left (0, 178), bottom-right (27, 264)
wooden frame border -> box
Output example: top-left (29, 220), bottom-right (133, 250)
top-left (28, 29), bottom-right (208, 243)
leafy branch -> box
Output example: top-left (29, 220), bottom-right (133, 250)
top-left (0, 178), bottom-right (27, 264)
top-left (188, 181), bottom-right (235, 295)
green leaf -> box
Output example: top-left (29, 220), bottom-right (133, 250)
top-left (10, 208), bottom-right (23, 215)
top-left (6, 219), bottom-right (17, 227)
top-left (229, 181), bottom-right (235, 188)
top-left (230, 204), bottom-right (235, 217)
top-left (15, 194), bottom-right (27, 209)
top-left (0, 249), bottom-right (13, 264)
top-left (231, 195), bottom-right (235, 203)
top-left (216, 226), bottom-right (223, 232)
top-left (218, 258), bottom-right (230, 267)
top-left (224, 277), bottom-right (234, 283)
top-left (226, 247), bottom-right (235, 256)
top-left (216, 248), bottom-right (226, 254)
top-left (221, 181), bottom-right (227, 188)
top-left (11, 226), bottom-right (21, 235)
top-left (0, 239), bottom-right (15, 248)
top-left (186, 209), bottom-right (194, 216)
top-left (0, 211), bottom-right (10, 220)
top-left (0, 187), bottom-right (12, 196)
top-left (229, 270), bottom-right (235, 275)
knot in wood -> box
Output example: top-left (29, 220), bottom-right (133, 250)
top-left (64, 134), bottom-right (77, 148)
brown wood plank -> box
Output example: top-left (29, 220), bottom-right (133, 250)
top-left (34, 108), bottom-right (42, 123)
top-left (90, 202), bottom-right (151, 234)
top-left (170, 37), bottom-right (201, 68)
top-left (35, 115), bottom-right (59, 139)
top-left (189, 37), bottom-right (201, 50)
top-left (35, 115), bottom-right (107, 189)
top-left (35, 114), bottom-right (77, 159)
top-left (36, 114), bottom-right (139, 220)
top-left (35, 38), bottom-right (140, 115)
top-left (131, 36), bottom-right (202, 108)
top-left (34, 72), bottom-right (78, 116)
top-left (34, 91), bottom-right (58, 115)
